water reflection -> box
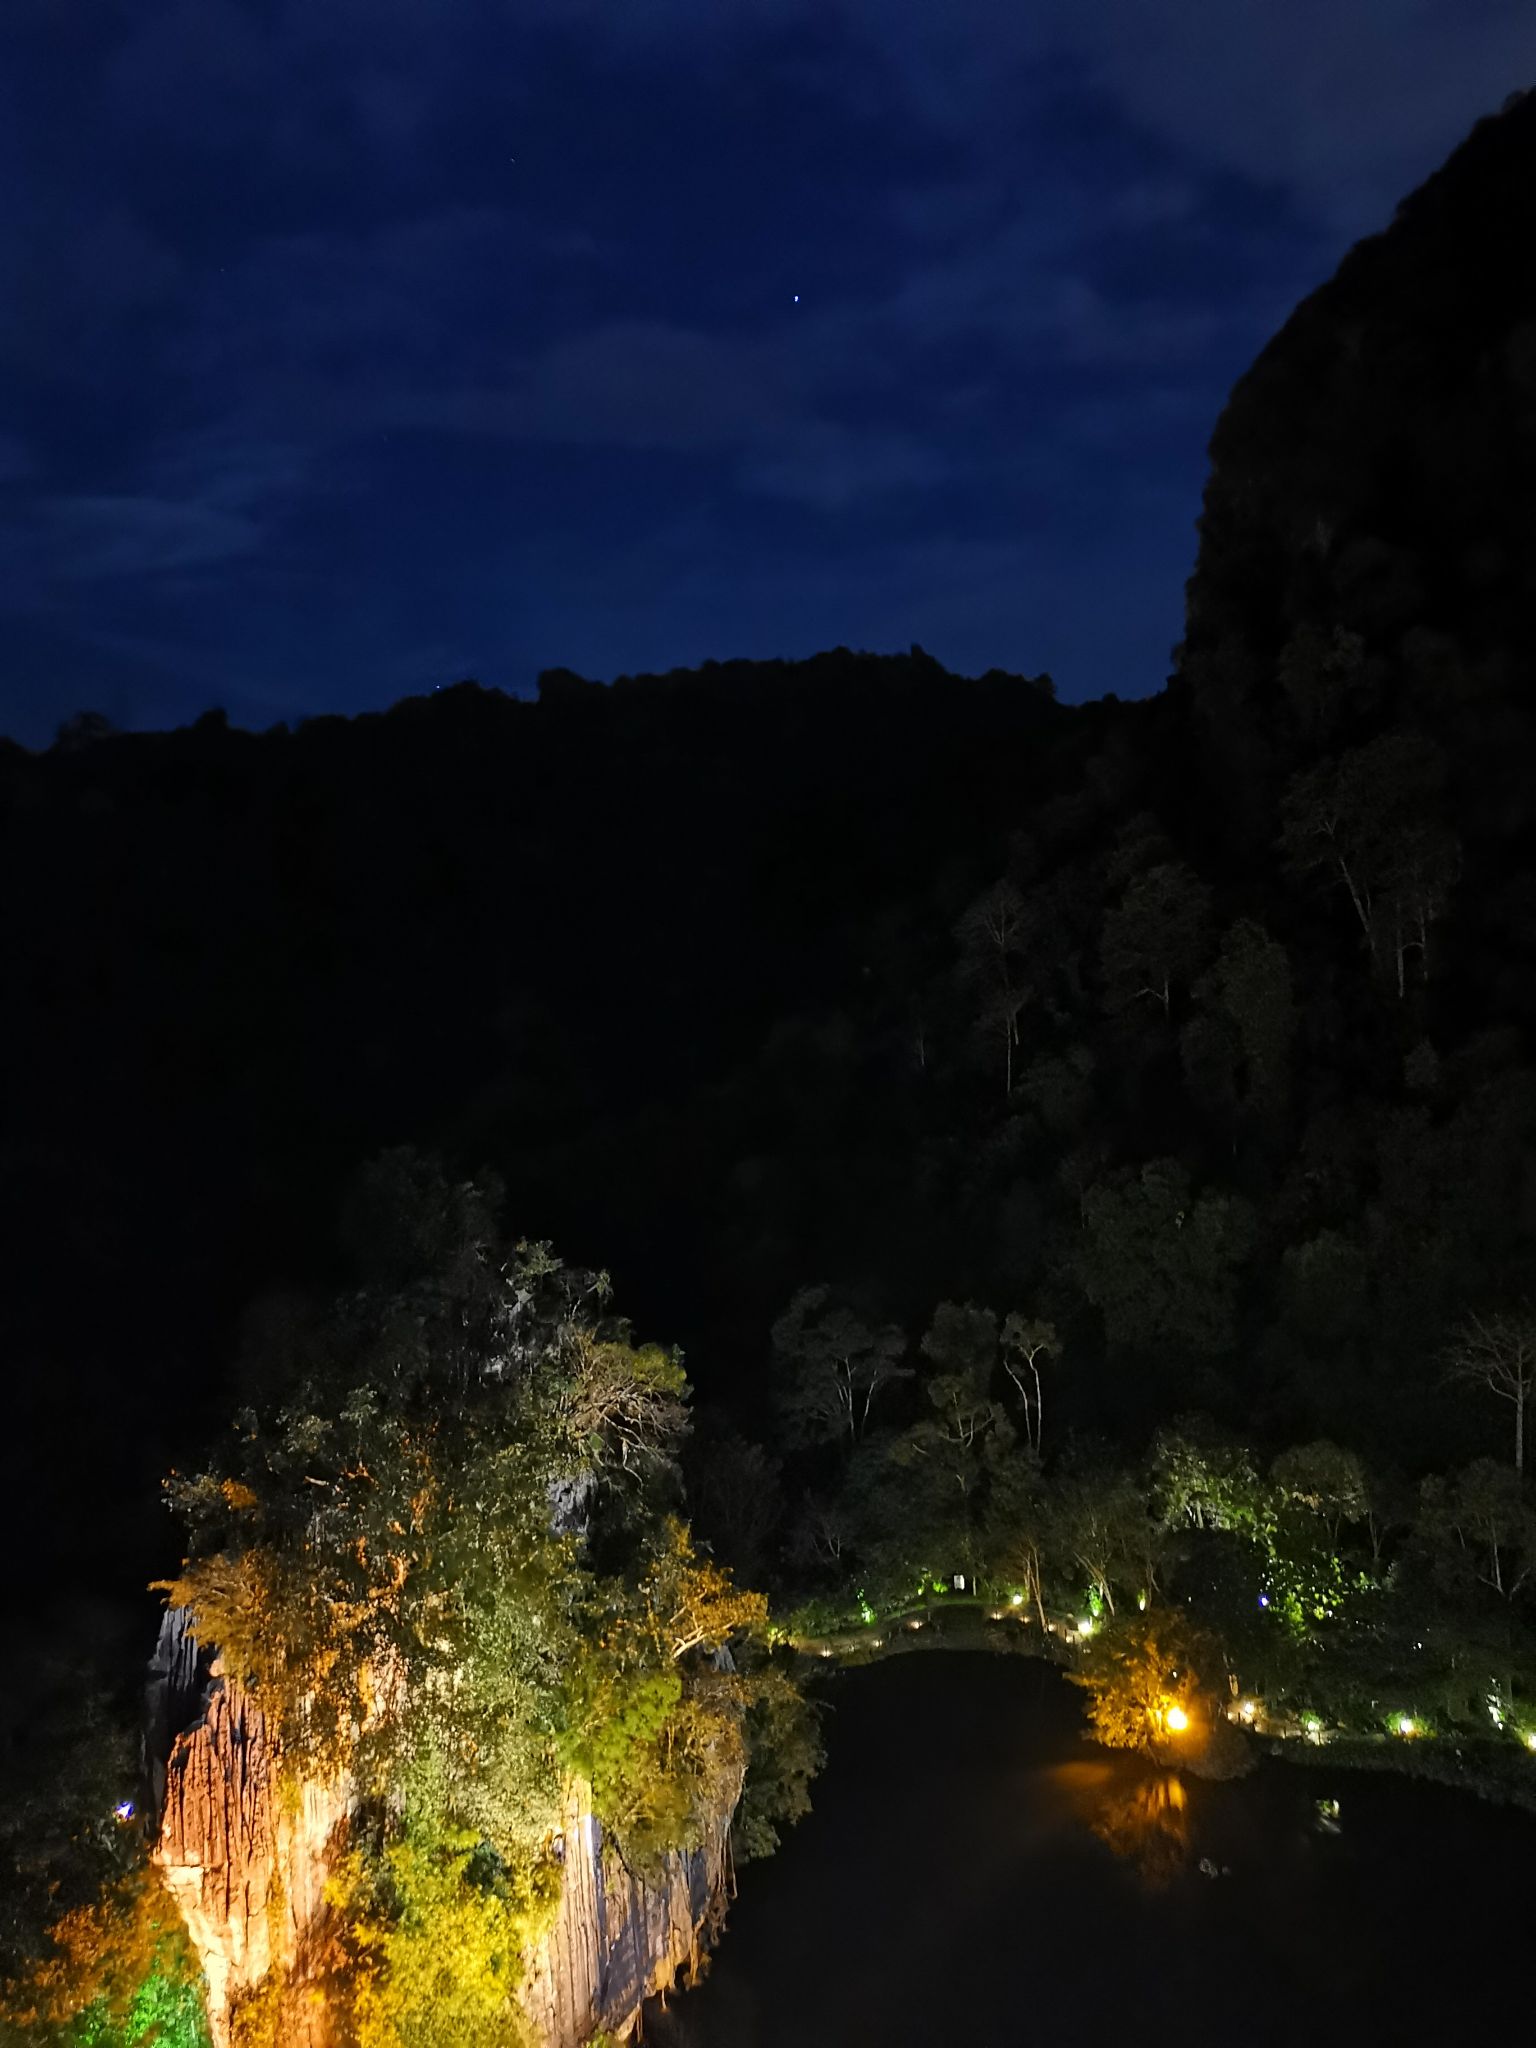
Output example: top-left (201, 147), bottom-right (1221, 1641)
top-left (655, 1656), bottom-right (1536, 2048)
top-left (1050, 1758), bottom-right (1194, 1889)
top-left (1090, 1770), bottom-right (1192, 1889)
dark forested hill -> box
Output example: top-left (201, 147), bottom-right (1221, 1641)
top-left (1179, 88), bottom-right (1536, 853)
top-left (0, 649), bottom-right (1076, 1617)
top-left (9, 95), bottom-right (1536, 1641)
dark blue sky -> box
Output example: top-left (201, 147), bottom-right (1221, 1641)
top-left (3, 2), bottom-right (1533, 746)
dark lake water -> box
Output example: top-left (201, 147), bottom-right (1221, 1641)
top-left (644, 1651), bottom-right (1536, 2048)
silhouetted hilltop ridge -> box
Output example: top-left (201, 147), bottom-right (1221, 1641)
top-left (1181, 87), bottom-right (1536, 791)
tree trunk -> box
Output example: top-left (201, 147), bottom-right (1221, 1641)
top-left (1517, 1379), bottom-right (1525, 1477)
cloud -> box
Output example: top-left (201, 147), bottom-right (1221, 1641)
top-left (0, 433), bottom-right (32, 484)
top-left (740, 422), bottom-right (950, 507)
top-left (834, 0), bottom-right (1536, 228)
top-left (43, 496), bottom-right (264, 579)
top-left (391, 320), bottom-right (789, 453)
top-left (6, 0), bottom-right (1532, 739)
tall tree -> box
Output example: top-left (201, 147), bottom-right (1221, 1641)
top-left (1279, 732), bottom-right (1460, 996)
top-left (1100, 862), bottom-right (1213, 1018)
top-left (998, 1313), bottom-right (1060, 1452)
top-left (771, 1287), bottom-right (909, 1452)
top-left (1444, 1311), bottom-right (1536, 1474)
top-left (1182, 918), bottom-right (1296, 1122)
top-left (1078, 1162), bottom-right (1255, 1357)
top-left (956, 878), bottom-right (1030, 1094)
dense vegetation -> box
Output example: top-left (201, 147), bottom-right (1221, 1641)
top-left (756, 1284), bottom-right (1536, 1782)
top-left (2, 1155), bottom-right (816, 2044)
top-left (7, 79), bottom-right (1536, 2048)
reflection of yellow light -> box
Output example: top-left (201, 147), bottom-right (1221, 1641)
top-left (1238, 1698), bottom-right (1256, 1722)
top-left (1078, 1617), bottom-right (1095, 1638)
top-left (1164, 1704), bottom-right (1189, 1734)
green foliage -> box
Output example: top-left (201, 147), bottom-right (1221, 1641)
top-left (1, 1866), bottom-right (211, 2048)
top-left (1067, 1613), bottom-right (1210, 1755)
top-left (558, 1661), bottom-right (695, 1860)
top-left (771, 1287), bottom-right (909, 1451)
top-left (733, 1668), bottom-right (826, 1863)
top-left (1100, 860), bottom-right (1213, 1016)
top-left (1150, 1421), bottom-right (1266, 1532)
top-left (1078, 1162), bottom-right (1255, 1357)
top-left (334, 1822), bottom-right (556, 2048)
top-left (133, 1174), bottom-right (797, 2040)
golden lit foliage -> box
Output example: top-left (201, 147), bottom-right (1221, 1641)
top-left (558, 1523), bottom-right (767, 1863)
top-left (637, 1518), bottom-right (770, 1662)
top-left (1087, 1772), bottom-right (1191, 1890)
top-left (1067, 1614), bottom-right (1205, 1755)
top-left (143, 1214), bottom-right (800, 2038)
top-left (2, 1865), bottom-right (210, 2046)
top-left (332, 1826), bottom-right (558, 2048)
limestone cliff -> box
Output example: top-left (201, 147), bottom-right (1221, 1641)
top-left (146, 1608), bottom-right (735, 2047)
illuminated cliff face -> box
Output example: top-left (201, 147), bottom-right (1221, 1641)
top-left (148, 1609), bottom-right (737, 2048)
top-left (153, 1648), bottom-right (349, 2048)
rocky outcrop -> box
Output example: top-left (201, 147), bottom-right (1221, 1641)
top-left (150, 1614), bottom-right (350, 2047)
top-left (522, 1788), bottom-right (734, 2048)
top-left (146, 1608), bottom-right (735, 2047)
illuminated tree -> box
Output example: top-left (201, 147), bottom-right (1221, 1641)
top-left (1150, 1421), bottom-right (1266, 1533)
top-left (732, 1670), bottom-right (825, 1863)
top-left (1067, 1613), bottom-right (1206, 1757)
top-left (1271, 1440), bottom-right (1370, 1543)
top-left (1055, 1465), bottom-right (1167, 1618)
top-left (1, 1865), bottom-right (210, 2048)
top-left (983, 1453), bottom-right (1055, 1629)
top-left (900, 1302), bottom-right (1012, 1507)
top-left (1415, 1460), bottom-right (1536, 1602)
top-left (956, 878), bottom-right (1030, 1093)
top-left (1444, 1310), bottom-right (1536, 1474)
top-left (142, 1169), bottom-right (801, 2039)
top-left (1100, 861), bottom-right (1213, 1018)
top-left (999, 1313), bottom-right (1060, 1452)
top-left (771, 1286), bottom-right (909, 1452)
top-left (1279, 732), bottom-right (1460, 996)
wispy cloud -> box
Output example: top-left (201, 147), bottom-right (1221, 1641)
top-left (3, 0), bottom-right (1532, 741)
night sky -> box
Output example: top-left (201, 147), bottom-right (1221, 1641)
top-left (3, 3), bottom-right (1533, 748)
